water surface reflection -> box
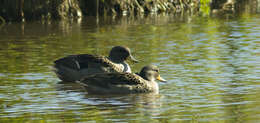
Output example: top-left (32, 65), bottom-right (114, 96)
top-left (0, 14), bottom-right (260, 122)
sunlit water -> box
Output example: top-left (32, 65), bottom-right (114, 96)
top-left (0, 14), bottom-right (260, 122)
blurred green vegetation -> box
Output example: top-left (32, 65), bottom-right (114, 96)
top-left (200, 0), bottom-right (211, 16)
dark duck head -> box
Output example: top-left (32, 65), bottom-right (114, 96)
top-left (108, 46), bottom-right (138, 63)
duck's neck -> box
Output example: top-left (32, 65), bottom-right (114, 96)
top-left (151, 81), bottom-right (159, 94)
top-left (122, 62), bottom-right (131, 73)
top-left (108, 57), bottom-right (131, 73)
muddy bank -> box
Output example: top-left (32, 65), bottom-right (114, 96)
top-left (0, 0), bottom-right (199, 22)
top-left (210, 0), bottom-right (258, 15)
top-left (0, 0), bottom-right (258, 22)
top-left (0, 0), bottom-right (81, 22)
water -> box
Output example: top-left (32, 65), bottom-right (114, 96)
top-left (0, 14), bottom-right (260, 122)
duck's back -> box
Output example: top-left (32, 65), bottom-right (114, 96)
top-left (53, 54), bottom-right (123, 82)
top-left (79, 73), bottom-right (153, 94)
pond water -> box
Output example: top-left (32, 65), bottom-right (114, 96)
top-left (0, 14), bottom-right (260, 122)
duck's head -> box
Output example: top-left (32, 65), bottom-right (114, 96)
top-left (109, 46), bottom-right (138, 63)
top-left (139, 65), bottom-right (166, 82)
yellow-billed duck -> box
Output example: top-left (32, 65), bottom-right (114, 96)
top-left (77, 65), bottom-right (166, 94)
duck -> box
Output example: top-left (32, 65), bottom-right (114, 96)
top-left (53, 46), bottom-right (138, 82)
top-left (77, 65), bottom-right (166, 94)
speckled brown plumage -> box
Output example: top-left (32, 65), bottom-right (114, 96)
top-left (78, 65), bottom-right (166, 94)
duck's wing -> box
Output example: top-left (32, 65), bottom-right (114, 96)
top-left (54, 54), bottom-right (121, 72)
top-left (79, 72), bottom-right (144, 88)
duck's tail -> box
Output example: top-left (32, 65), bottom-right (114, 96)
top-left (52, 63), bottom-right (81, 82)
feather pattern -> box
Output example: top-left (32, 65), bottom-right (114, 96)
top-left (78, 65), bottom-right (166, 94)
top-left (53, 46), bottom-right (138, 82)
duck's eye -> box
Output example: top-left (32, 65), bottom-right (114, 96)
top-left (154, 69), bottom-right (159, 72)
